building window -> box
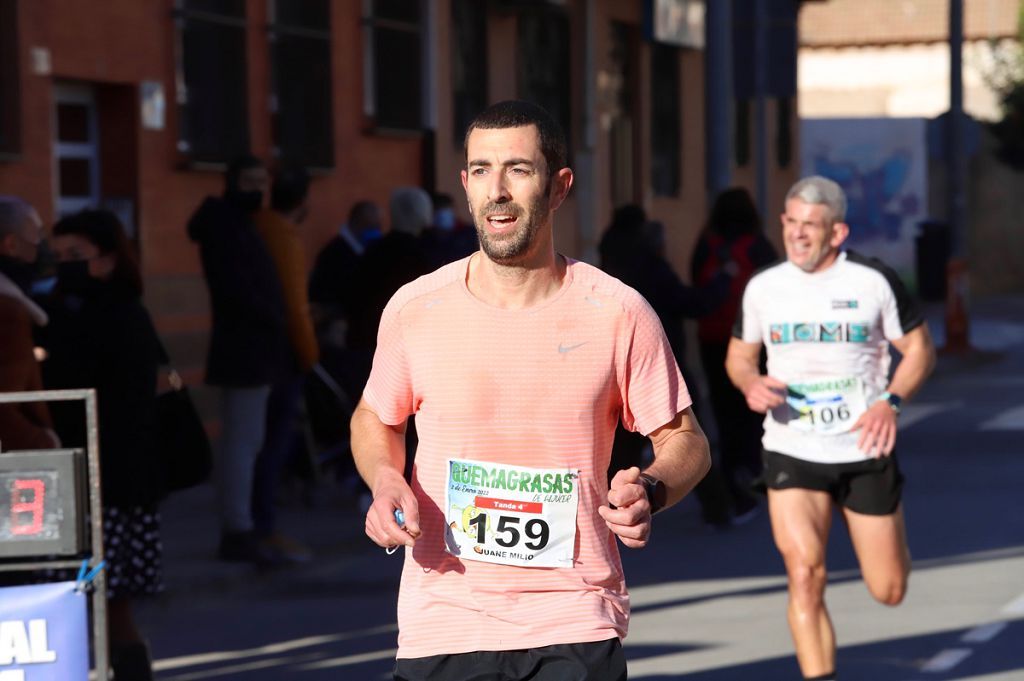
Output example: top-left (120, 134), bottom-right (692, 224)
top-left (0, 0), bottom-right (19, 156)
top-left (451, 0), bottom-right (487, 145)
top-left (735, 98), bottom-right (750, 167)
top-left (517, 8), bottom-right (571, 151)
top-left (776, 96), bottom-right (791, 168)
top-left (270, 1), bottom-right (333, 168)
top-left (364, 0), bottom-right (424, 131)
top-left (173, 0), bottom-right (250, 163)
top-left (650, 42), bottom-right (681, 197)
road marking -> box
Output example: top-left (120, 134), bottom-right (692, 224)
top-left (298, 647), bottom-right (397, 670)
top-left (153, 624), bottom-right (398, 671)
top-left (961, 621), bottom-right (1008, 643)
top-left (899, 401), bottom-right (962, 430)
top-left (1002, 592), bottom-right (1024, 616)
top-left (980, 404), bottom-right (1024, 431)
top-left (920, 648), bottom-right (973, 673)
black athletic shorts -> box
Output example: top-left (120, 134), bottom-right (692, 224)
top-left (393, 638), bottom-right (627, 681)
top-left (762, 449), bottom-right (904, 515)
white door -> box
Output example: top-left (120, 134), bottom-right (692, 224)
top-left (54, 83), bottom-right (100, 218)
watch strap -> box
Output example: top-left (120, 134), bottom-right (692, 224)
top-left (639, 473), bottom-right (666, 515)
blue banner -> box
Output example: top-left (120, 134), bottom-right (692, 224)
top-left (0, 582), bottom-right (88, 680)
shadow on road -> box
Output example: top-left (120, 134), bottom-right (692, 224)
top-left (631, 622), bottom-right (1024, 680)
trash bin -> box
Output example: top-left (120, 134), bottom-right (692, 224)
top-left (916, 220), bottom-right (950, 301)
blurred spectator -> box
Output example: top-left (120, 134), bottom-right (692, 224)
top-left (187, 154), bottom-right (290, 565)
top-left (308, 199), bottom-right (382, 327)
top-left (345, 187), bottom-right (434, 491)
top-left (251, 164), bottom-right (317, 562)
top-left (0, 196), bottom-right (57, 451)
top-left (604, 216), bottom-right (740, 526)
top-left (40, 209), bottom-right (164, 681)
top-left (598, 203), bottom-right (647, 279)
top-left (345, 187), bottom-right (434, 361)
top-left (691, 187), bottom-right (778, 508)
top-left (420, 192), bottom-right (478, 269)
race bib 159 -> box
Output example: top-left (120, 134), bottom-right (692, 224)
top-left (444, 459), bottom-right (578, 568)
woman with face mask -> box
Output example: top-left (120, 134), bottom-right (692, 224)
top-left (39, 209), bottom-right (164, 681)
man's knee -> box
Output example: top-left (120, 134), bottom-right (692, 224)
top-left (867, 572), bottom-right (907, 606)
top-left (786, 559), bottom-right (828, 604)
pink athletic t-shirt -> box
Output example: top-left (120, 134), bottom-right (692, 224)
top-left (363, 256), bottom-right (691, 659)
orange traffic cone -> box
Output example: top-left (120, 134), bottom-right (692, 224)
top-left (941, 257), bottom-right (972, 354)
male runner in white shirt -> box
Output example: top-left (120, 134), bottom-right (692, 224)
top-left (726, 175), bottom-right (936, 680)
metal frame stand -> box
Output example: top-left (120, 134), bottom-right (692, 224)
top-left (0, 389), bottom-right (109, 680)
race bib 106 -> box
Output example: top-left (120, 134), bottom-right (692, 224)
top-left (444, 459), bottom-right (578, 568)
top-left (781, 376), bottom-right (867, 435)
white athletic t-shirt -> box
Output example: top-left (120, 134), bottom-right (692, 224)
top-left (734, 251), bottom-right (924, 463)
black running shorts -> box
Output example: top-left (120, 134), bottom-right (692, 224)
top-left (394, 638), bottom-right (627, 681)
top-left (762, 449), bottom-right (904, 515)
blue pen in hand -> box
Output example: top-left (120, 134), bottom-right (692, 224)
top-left (386, 508), bottom-right (406, 555)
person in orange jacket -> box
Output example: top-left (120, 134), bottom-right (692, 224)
top-left (252, 164), bottom-right (319, 562)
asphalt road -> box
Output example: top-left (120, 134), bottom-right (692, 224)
top-left (140, 304), bottom-right (1024, 680)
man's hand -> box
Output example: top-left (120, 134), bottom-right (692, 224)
top-left (851, 400), bottom-right (898, 458)
top-left (742, 375), bottom-right (788, 413)
top-left (597, 467), bottom-right (652, 549)
top-left (364, 469), bottom-right (422, 549)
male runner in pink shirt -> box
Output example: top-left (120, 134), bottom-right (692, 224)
top-left (352, 100), bottom-right (712, 681)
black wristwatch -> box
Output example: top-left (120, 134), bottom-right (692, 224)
top-left (639, 473), bottom-right (667, 515)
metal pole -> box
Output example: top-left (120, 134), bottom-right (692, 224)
top-left (944, 0), bottom-right (970, 352)
top-left (948, 0), bottom-right (966, 257)
top-left (85, 389), bottom-right (110, 680)
top-left (753, 0), bottom-right (768, 215)
top-left (576, 0), bottom-right (598, 264)
top-left (705, 0), bottom-right (733, 204)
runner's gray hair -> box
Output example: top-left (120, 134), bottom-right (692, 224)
top-left (389, 186), bottom-right (433, 236)
top-left (785, 176), bottom-right (847, 224)
top-left (0, 196), bottom-right (34, 238)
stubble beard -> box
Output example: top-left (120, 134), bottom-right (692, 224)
top-left (473, 193), bottom-right (549, 265)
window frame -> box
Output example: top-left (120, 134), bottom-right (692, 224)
top-left (268, 0), bottom-right (334, 169)
top-left (361, 0), bottom-right (427, 134)
top-left (0, 0), bottom-right (21, 159)
top-left (649, 41), bottom-right (682, 198)
top-left (172, 0), bottom-right (251, 167)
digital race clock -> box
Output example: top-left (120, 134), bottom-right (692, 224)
top-left (0, 449), bottom-right (88, 558)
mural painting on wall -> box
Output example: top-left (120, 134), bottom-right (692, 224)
top-left (801, 118), bottom-right (927, 286)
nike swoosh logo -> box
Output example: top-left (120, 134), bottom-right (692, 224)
top-left (558, 342), bottom-right (588, 354)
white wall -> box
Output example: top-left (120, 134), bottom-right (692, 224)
top-left (799, 40), bottom-right (1017, 121)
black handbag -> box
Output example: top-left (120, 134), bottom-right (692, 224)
top-left (155, 368), bottom-right (213, 495)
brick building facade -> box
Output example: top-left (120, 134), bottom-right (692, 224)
top-left (0, 0), bottom-right (801, 386)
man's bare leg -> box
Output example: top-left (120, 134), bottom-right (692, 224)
top-left (768, 488), bottom-right (836, 678)
top-left (844, 503), bottom-right (911, 606)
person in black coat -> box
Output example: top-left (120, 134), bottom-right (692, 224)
top-left (186, 155), bottom-right (291, 565)
top-left (604, 218), bottom-right (744, 527)
top-left (691, 188), bottom-right (779, 511)
top-left (40, 209), bottom-right (164, 681)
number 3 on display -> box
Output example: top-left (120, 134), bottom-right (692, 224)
top-left (467, 513), bottom-right (550, 550)
top-left (11, 479), bottom-right (45, 536)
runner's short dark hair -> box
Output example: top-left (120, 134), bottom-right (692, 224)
top-left (463, 100), bottom-right (567, 179)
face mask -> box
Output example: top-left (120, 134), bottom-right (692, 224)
top-left (56, 259), bottom-right (95, 295)
top-left (0, 255), bottom-right (37, 292)
top-left (227, 190), bottom-right (263, 213)
top-left (359, 227), bottom-right (382, 246)
top-left (434, 208), bottom-right (456, 231)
